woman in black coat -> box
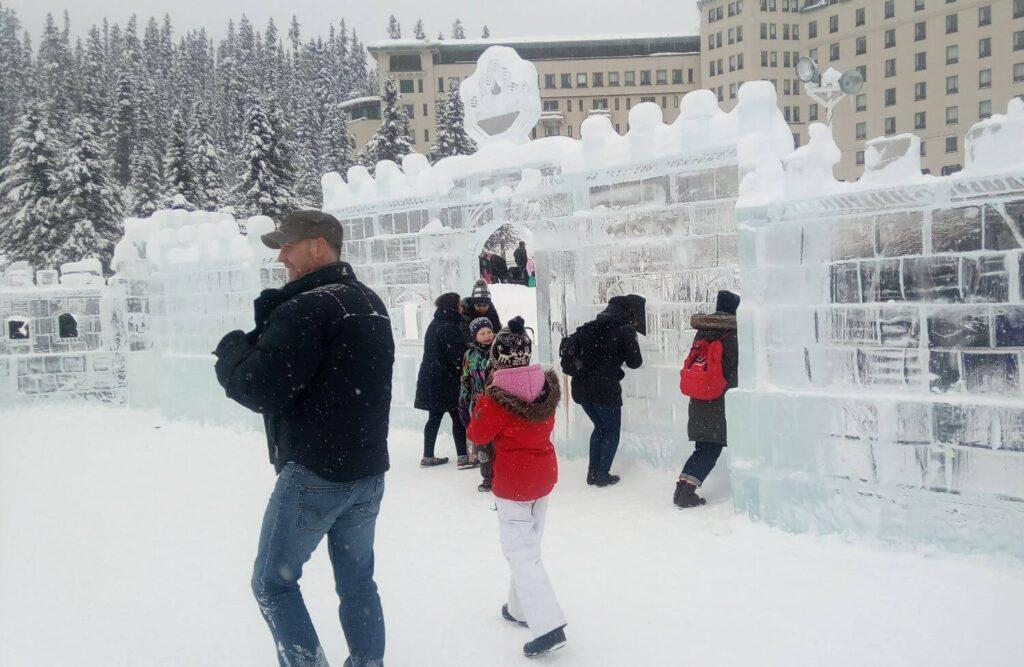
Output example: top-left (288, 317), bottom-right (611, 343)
top-left (415, 292), bottom-right (472, 468)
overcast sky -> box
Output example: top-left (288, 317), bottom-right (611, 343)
top-left (10, 1), bottom-right (700, 44)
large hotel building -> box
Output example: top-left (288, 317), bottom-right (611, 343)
top-left (362, 0), bottom-right (1024, 180)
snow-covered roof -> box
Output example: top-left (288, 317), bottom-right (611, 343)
top-left (368, 33), bottom-right (697, 50)
top-left (339, 96), bottom-right (381, 109)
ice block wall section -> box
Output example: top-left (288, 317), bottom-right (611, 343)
top-left (729, 110), bottom-right (1024, 558)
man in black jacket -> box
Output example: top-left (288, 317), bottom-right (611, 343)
top-left (570, 294), bottom-right (645, 487)
top-left (214, 210), bottom-right (393, 667)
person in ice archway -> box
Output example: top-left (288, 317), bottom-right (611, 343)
top-left (213, 209), bottom-right (393, 667)
top-left (460, 317), bottom-right (497, 491)
top-left (675, 289), bottom-right (740, 508)
top-left (415, 292), bottom-right (477, 469)
top-left (568, 294), bottom-right (646, 487)
top-left (513, 241), bottom-right (529, 285)
top-left (467, 316), bottom-right (568, 658)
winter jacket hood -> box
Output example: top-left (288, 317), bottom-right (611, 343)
top-left (690, 312), bottom-right (737, 332)
top-left (607, 294), bottom-right (647, 336)
top-left (488, 366), bottom-right (560, 420)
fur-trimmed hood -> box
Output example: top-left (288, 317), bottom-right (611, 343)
top-left (691, 312), bottom-right (737, 331)
top-left (485, 368), bottom-right (561, 423)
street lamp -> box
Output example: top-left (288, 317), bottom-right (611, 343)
top-left (795, 57), bottom-right (863, 126)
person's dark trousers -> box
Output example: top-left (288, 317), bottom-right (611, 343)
top-left (423, 409), bottom-right (467, 458)
top-left (679, 441), bottom-right (725, 486)
top-left (252, 462), bottom-right (386, 666)
top-left (480, 459), bottom-right (493, 484)
top-left (580, 401), bottom-right (622, 475)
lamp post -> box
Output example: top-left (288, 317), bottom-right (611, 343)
top-left (795, 57), bottom-right (864, 126)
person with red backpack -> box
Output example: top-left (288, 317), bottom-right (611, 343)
top-left (675, 290), bottom-right (740, 508)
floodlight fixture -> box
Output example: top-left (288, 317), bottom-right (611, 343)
top-left (797, 59), bottom-right (862, 126)
top-left (795, 57), bottom-right (820, 85)
top-left (839, 69), bottom-right (864, 95)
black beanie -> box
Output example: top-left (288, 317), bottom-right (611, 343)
top-left (435, 292), bottom-right (461, 311)
top-left (715, 290), bottom-right (740, 315)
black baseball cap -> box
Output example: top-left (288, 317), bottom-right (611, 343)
top-left (261, 210), bottom-right (344, 250)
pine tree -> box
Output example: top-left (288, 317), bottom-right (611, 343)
top-left (387, 15), bottom-right (401, 39)
top-left (107, 72), bottom-right (137, 186)
top-left (451, 19), bottom-right (466, 39)
top-left (359, 77), bottom-right (413, 172)
top-left (413, 19), bottom-right (426, 40)
top-left (236, 97), bottom-right (297, 219)
top-left (429, 90), bottom-right (477, 163)
top-left (482, 25), bottom-right (491, 38)
top-left (0, 103), bottom-right (63, 268)
top-left (161, 108), bottom-right (198, 209)
top-left (37, 13), bottom-right (75, 129)
top-left (127, 147), bottom-right (163, 217)
top-left (189, 103), bottom-right (226, 211)
top-left (51, 116), bottom-right (125, 266)
top-left (0, 6), bottom-right (29, 166)
top-left (79, 25), bottom-right (109, 122)
top-left (324, 103), bottom-right (357, 181)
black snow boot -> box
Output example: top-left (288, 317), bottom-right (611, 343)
top-left (674, 480), bottom-right (707, 508)
top-left (586, 470), bottom-right (597, 485)
top-left (502, 604), bottom-right (528, 627)
top-left (524, 626), bottom-right (567, 657)
top-left (478, 480), bottom-right (492, 492)
top-left (594, 473), bottom-right (620, 487)
top-left (420, 456), bottom-right (449, 467)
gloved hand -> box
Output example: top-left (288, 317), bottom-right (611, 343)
top-left (213, 329), bottom-right (247, 357)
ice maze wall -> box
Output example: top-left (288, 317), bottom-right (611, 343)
top-left (729, 101), bottom-right (1024, 558)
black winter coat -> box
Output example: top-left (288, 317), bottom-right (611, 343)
top-left (214, 262), bottom-right (395, 483)
top-left (414, 306), bottom-right (467, 412)
top-left (514, 246), bottom-right (528, 269)
top-left (490, 254), bottom-right (509, 281)
top-left (687, 312), bottom-right (739, 446)
top-left (569, 297), bottom-right (644, 407)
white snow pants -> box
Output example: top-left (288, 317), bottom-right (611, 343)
top-left (495, 495), bottom-right (567, 638)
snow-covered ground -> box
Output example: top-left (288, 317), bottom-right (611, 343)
top-left (488, 282), bottom-right (538, 335)
top-left (2, 405), bottom-right (1023, 666)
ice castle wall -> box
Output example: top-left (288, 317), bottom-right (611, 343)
top-left (728, 102), bottom-right (1024, 558)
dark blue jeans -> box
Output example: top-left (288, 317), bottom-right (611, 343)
top-left (580, 401), bottom-right (622, 475)
top-left (680, 441), bottom-right (724, 486)
top-left (252, 462), bottom-right (386, 666)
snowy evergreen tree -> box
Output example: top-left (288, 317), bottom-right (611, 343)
top-left (323, 103), bottom-right (357, 182)
top-left (189, 103), bottom-right (226, 211)
top-left (0, 103), bottom-right (62, 268)
top-left (79, 25), bottom-right (109, 122)
top-left (429, 90), bottom-right (477, 163)
top-left (51, 116), bottom-right (124, 266)
top-left (359, 78), bottom-right (413, 172)
top-left (236, 97), bottom-right (298, 219)
top-left (482, 25), bottom-right (491, 38)
top-left (413, 19), bottom-right (426, 40)
top-left (387, 15), bottom-right (401, 39)
top-left (107, 73), bottom-right (137, 187)
top-left (161, 109), bottom-right (198, 209)
top-left (127, 147), bottom-right (163, 217)
top-left (36, 13), bottom-right (75, 129)
top-left (0, 6), bottom-right (30, 166)
top-left (451, 19), bottom-right (466, 39)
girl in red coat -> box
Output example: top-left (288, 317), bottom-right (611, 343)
top-left (467, 316), bottom-right (567, 658)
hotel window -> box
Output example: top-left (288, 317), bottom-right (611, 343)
top-left (809, 104), bottom-right (819, 121)
top-left (856, 151), bottom-right (865, 165)
top-left (783, 79), bottom-right (791, 95)
top-left (609, 71), bottom-right (620, 86)
top-left (915, 22), bottom-right (926, 41)
top-left (830, 43), bottom-right (840, 61)
top-left (946, 106), bottom-right (958, 124)
top-left (542, 100), bottom-right (559, 112)
top-left (946, 136), bottom-right (957, 153)
top-left (885, 58), bottom-right (896, 77)
top-left (729, 83), bottom-right (737, 99)
top-left (783, 24), bottom-right (790, 40)
top-left (738, 54), bottom-right (744, 70)
top-left (884, 117), bottom-right (896, 135)
top-left (737, 26), bottom-right (744, 42)
top-left (829, 15), bottom-right (838, 33)
top-left (1017, 0), bottom-right (1024, 18)
top-left (403, 104), bottom-right (414, 119)
top-left (577, 73), bottom-right (588, 87)
top-left (399, 79), bottom-right (415, 94)
top-left (856, 8), bottom-right (866, 26)
top-left (729, 28), bottom-right (735, 44)
top-left (561, 73), bottom-right (572, 88)
top-left (625, 71), bottom-right (635, 85)
top-left (672, 69), bottom-right (683, 84)
top-left (1015, 63), bottom-right (1024, 82)
top-left (762, 50), bottom-right (769, 67)
top-left (915, 52), bottom-right (927, 71)
top-left (656, 70), bottom-right (667, 84)
top-left (946, 45), bottom-right (959, 64)
top-left (856, 122), bottom-right (867, 139)
top-left (422, 103), bottom-right (428, 116)
top-left (946, 14), bottom-right (958, 34)
top-left (885, 1), bottom-right (895, 19)
top-left (761, 22), bottom-right (768, 39)
top-left (941, 165), bottom-right (962, 176)
top-left (593, 98), bottom-right (609, 110)
top-left (792, 106), bottom-right (800, 122)
top-left (979, 99), bottom-right (992, 119)
top-left (979, 68), bottom-right (992, 88)
top-left (615, 98), bottom-right (620, 110)
top-left (915, 111), bottom-right (927, 129)
top-left (946, 74), bottom-right (959, 94)
top-left (979, 5), bottom-right (991, 26)
top-left (578, 99), bottom-right (583, 111)
top-left (784, 106), bottom-right (791, 122)
top-left (438, 77), bottom-right (444, 92)
top-left (855, 94), bottom-right (866, 111)
top-left (593, 72), bottom-right (604, 87)
top-left (640, 96), bottom-right (655, 104)
top-left (793, 25), bottom-right (799, 39)
top-left (771, 51), bottom-right (778, 67)
top-left (1017, 30), bottom-right (1024, 50)
top-left (885, 29), bottom-right (896, 48)
top-left (688, 68), bottom-right (694, 83)
top-left (418, 79), bottom-right (424, 93)
top-left (921, 140), bottom-right (927, 156)
top-left (916, 0), bottom-right (925, 9)
top-left (856, 37), bottom-right (866, 55)
top-left (857, 65), bottom-right (867, 82)
top-left (717, 32), bottom-right (723, 47)
top-left (809, 21), bottom-right (817, 38)
top-left (915, 82), bottom-right (927, 100)
top-left (979, 38), bottom-right (991, 58)
top-left (770, 24), bottom-right (777, 39)
top-left (424, 129), bottom-right (429, 142)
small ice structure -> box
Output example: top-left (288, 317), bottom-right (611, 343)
top-left (460, 46), bottom-right (542, 146)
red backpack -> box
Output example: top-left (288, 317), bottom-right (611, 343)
top-left (679, 333), bottom-right (732, 401)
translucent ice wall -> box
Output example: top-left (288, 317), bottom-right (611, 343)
top-left (729, 103), bottom-right (1024, 558)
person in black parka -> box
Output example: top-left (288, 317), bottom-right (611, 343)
top-left (489, 252), bottom-right (509, 284)
top-left (415, 292), bottom-right (473, 468)
top-left (674, 289), bottom-right (740, 508)
top-left (462, 280), bottom-right (503, 335)
top-left (570, 294), bottom-right (645, 487)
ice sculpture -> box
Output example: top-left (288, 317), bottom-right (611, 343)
top-left (459, 46), bottom-right (542, 146)
top-left (729, 99), bottom-right (1024, 559)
